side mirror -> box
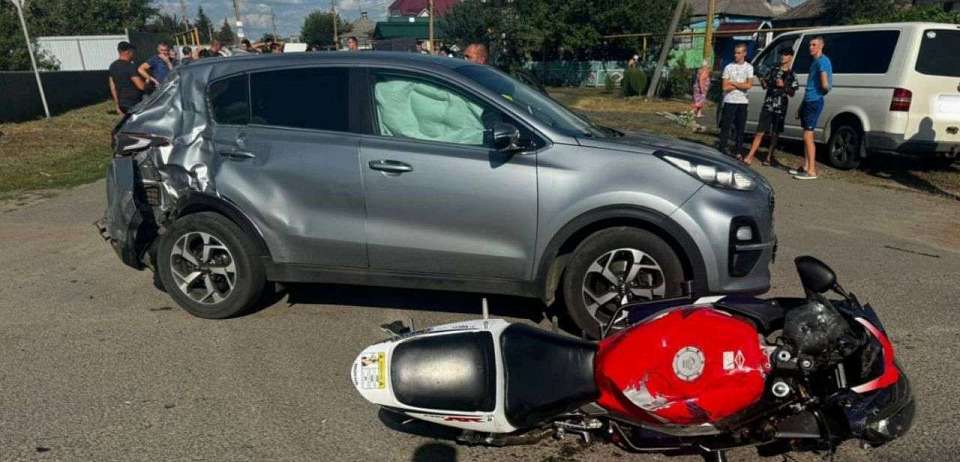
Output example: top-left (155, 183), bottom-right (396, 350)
top-left (492, 122), bottom-right (522, 152)
top-left (795, 256), bottom-right (838, 295)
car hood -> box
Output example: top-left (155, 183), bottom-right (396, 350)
top-left (577, 130), bottom-right (743, 170)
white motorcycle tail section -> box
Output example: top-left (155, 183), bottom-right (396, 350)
top-left (350, 319), bottom-right (520, 433)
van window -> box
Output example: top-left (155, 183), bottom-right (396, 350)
top-left (250, 67), bottom-right (348, 131)
top-left (753, 36), bottom-right (798, 77)
top-left (209, 74), bottom-right (249, 125)
top-left (916, 29), bottom-right (960, 78)
top-left (794, 31), bottom-right (900, 75)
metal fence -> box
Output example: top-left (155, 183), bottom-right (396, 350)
top-left (0, 71), bottom-right (110, 123)
top-left (36, 34), bottom-right (128, 71)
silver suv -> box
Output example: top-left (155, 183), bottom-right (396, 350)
top-left (101, 52), bottom-right (776, 337)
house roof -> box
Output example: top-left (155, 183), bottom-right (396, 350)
top-left (776, 0), bottom-right (827, 20)
top-left (350, 15), bottom-right (375, 37)
top-left (716, 21), bottom-right (767, 33)
top-left (388, 0), bottom-right (458, 16)
top-left (688, 0), bottom-right (790, 19)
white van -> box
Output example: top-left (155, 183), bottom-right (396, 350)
top-left (746, 23), bottom-right (960, 169)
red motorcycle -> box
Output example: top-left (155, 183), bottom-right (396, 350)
top-left (351, 257), bottom-right (914, 460)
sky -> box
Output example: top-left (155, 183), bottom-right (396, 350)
top-left (153, 0), bottom-right (392, 40)
top-left (155, 0), bottom-right (813, 42)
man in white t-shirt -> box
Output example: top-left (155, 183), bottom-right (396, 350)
top-left (718, 43), bottom-right (754, 159)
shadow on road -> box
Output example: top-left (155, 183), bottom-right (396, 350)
top-left (860, 155), bottom-right (959, 200)
top-left (411, 443), bottom-right (458, 462)
top-left (279, 283), bottom-right (547, 323)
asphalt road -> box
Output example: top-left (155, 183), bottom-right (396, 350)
top-left (1, 166), bottom-right (959, 462)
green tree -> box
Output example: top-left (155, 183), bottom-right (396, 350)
top-left (301, 11), bottom-right (347, 49)
top-left (144, 13), bottom-right (186, 34)
top-left (1, 0), bottom-right (154, 71)
top-left (216, 18), bottom-right (236, 45)
top-left (823, 0), bottom-right (904, 24)
top-left (195, 6), bottom-right (213, 43)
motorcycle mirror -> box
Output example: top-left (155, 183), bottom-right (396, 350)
top-left (795, 256), bottom-right (839, 296)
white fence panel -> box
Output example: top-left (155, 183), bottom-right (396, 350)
top-left (37, 35), bottom-right (128, 71)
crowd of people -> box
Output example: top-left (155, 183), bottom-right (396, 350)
top-left (710, 37), bottom-right (833, 180)
top-left (108, 36), bottom-right (490, 116)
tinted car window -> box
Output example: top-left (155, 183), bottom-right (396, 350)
top-left (794, 31), bottom-right (900, 75)
top-left (916, 29), bottom-right (960, 77)
top-left (209, 74), bottom-right (249, 125)
top-left (250, 67), bottom-right (348, 131)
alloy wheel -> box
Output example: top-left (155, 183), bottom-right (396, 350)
top-left (831, 127), bottom-right (859, 166)
top-left (169, 231), bottom-right (237, 304)
top-left (581, 248), bottom-right (666, 326)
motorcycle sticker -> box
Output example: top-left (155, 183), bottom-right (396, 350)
top-left (358, 352), bottom-right (386, 390)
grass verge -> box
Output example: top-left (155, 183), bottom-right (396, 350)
top-left (0, 101), bottom-right (117, 200)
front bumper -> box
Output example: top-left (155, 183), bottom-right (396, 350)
top-left (671, 183), bottom-right (776, 295)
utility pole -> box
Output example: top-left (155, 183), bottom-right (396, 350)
top-left (270, 7), bottom-right (278, 41)
top-left (179, 0), bottom-right (190, 31)
top-left (647, 0), bottom-right (687, 99)
top-left (428, 0), bottom-right (434, 53)
top-left (331, 0), bottom-right (339, 49)
top-left (232, 0), bottom-right (245, 39)
top-left (9, 0), bottom-right (49, 118)
top-left (703, 0), bottom-right (717, 67)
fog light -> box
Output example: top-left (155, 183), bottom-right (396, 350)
top-left (736, 226), bottom-right (753, 242)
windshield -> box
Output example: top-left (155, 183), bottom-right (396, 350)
top-left (916, 29), bottom-right (960, 78)
top-left (453, 64), bottom-right (611, 138)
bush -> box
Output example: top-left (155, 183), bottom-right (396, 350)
top-left (621, 68), bottom-right (648, 97)
top-left (660, 63), bottom-right (695, 99)
top-left (604, 74), bottom-right (617, 93)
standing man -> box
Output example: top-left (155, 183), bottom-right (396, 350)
top-left (793, 36), bottom-right (832, 180)
top-left (464, 43), bottom-right (488, 65)
top-left (346, 36), bottom-right (360, 51)
top-left (717, 43), bottom-right (754, 159)
top-left (743, 48), bottom-right (798, 167)
top-left (137, 42), bottom-right (174, 89)
top-left (108, 41), bottom-right (146, 115)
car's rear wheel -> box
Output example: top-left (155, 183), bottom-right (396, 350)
top-left (157, 212), bottom-right (266, 319)
top-left (561, 227), bottom-right (685, 339)
top-left (827, 124), bottom-right (864, 170)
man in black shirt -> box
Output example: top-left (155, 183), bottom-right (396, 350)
top-left (743, 48), bottom-right (799, 167)
top-left (108, 41), bottom-right (146, 114)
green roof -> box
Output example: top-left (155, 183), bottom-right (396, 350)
top-left (374, 21), bottom-right (431, 40)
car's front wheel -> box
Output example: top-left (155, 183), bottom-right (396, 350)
top-left (561, 227), bottom-right (685, 339)
top-left (157, 212), bottom-right (266, 319)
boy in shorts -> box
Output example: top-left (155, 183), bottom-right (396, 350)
top-left (743, 48), bottom-right (798, 166)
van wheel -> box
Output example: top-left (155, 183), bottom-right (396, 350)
top-left (827, 124), bottom-right (864, 170)
top-left (561, 227), bottom-right (685, 339)
top-left (157, 212), bottom-right (266, 319)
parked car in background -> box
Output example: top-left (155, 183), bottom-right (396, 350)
top-left (100, 52), bottom-right (775, 338)
top-left (747, 22), bottom-right (960, 169)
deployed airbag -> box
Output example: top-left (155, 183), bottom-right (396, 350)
top-left (375, 79), bottom-right (485, 146)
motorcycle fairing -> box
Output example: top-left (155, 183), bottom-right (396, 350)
top-left (351, 319), bottom-right (520, 433)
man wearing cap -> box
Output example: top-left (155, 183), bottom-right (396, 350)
top-left (108, 41), bottom-right (146, 115)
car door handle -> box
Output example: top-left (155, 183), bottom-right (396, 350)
top-left (219, 149), bottom-right (256, 160)
top-left (368, 160), bottom-right (413, 173)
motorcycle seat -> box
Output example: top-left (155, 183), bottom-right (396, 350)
top-left (391, 331), bottom-right (497, 412)
top-left (500, 324), bottom-right (599, 429)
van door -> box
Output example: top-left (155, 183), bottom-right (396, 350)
top-left (905, 28), bottom-right (960, 150)
top-left (746, 35), bottom-right (800, 137)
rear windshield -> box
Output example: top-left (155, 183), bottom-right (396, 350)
top-left (916, 29), bottom-right (960, 78)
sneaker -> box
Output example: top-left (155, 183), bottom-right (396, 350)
top-left (788, 167), bottom-right (804, 175)
top-left (793, 172), bottom-right (819, 180)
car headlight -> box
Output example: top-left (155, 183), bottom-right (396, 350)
top-left (658, 153), bottom-right (756, 191)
